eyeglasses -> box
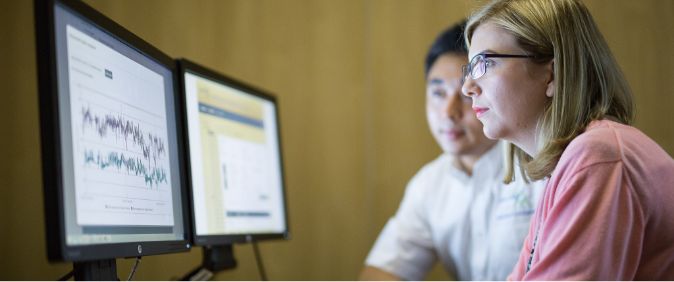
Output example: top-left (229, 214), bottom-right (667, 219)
top-left (461, 53), bottom-right (537, 84)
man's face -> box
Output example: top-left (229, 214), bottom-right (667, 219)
top-left (426, 53), bottom-right (497, 156)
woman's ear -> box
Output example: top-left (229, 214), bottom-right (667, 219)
top-left (545, 60), bottom-right (554, 98)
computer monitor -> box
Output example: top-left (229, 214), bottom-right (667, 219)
top-left (34, 0), bottom-right (190, 273)
top-left (178, 59), bottom-right (289, 247)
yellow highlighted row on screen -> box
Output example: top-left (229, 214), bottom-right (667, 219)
top-left (197, 78), bottom-right (263, 121)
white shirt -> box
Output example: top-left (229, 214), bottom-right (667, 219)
top-left (365, 142), bottom-right (544, 280)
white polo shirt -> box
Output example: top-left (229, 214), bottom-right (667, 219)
top-left (365, 142), bottom-right (544, 280)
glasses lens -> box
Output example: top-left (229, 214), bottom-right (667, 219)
top-left (471, 55), bottom-right (486, 79)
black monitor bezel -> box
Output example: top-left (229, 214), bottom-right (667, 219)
top-left (35, 0), bottom-right (191, 262)
top-left (177, 59), bottom-right (291, 246)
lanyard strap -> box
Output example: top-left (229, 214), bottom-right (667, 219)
top-left (525, 226), bottom-right (540, 273)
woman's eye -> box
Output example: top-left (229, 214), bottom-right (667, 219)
top-left (485, 59), bottom-right (495, 67)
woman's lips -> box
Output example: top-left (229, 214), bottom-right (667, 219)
top-left (472, 106), bottom-right (489, 118)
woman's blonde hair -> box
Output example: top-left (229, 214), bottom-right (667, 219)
top-left (465, 0), bottom-right (634, 183)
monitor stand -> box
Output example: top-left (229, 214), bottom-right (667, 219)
top-left (182, 245), bottom-right (237, 281)
top-left (73, 259), bottom-right (118, 280)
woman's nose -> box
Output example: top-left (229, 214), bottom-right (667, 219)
top-left (461, 76), bottom-right (479, 98)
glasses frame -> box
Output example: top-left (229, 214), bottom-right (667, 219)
top-left (461, 53), bottom-right (537, 84)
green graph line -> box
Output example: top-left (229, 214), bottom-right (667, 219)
top-left (84, 149), bottom-right (167, 188)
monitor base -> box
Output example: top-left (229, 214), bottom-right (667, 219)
top-left (181, 245), bottom-right (237, 281)
top-left (73, 259), bottom-right (118, 280)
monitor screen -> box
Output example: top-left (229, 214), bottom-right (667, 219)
top-left (36, 0), bottom-right (190, 261)
top-left (179, 60), bottom-right (289, 245)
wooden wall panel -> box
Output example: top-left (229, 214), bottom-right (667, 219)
top-left (0, 0), bottom-right (61, 279)
top-left (584, 0), bottom-right (674, 155)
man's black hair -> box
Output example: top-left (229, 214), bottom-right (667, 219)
top-left (424, 20), bottom-right (468, 76)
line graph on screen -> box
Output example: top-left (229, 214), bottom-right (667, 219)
top-left (80, 104), bottom-right (168, 189)
top-left (71, 83), bottom-right (174, 226)
top-left (76, 86), bottom-right (169, 190)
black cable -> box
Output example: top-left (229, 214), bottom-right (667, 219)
top-left (127, 256), bottom-right (142, 281)
top-left (252, 241), bottom-right (267, 281)
top-left (57, 270), bottom-right (74, 281)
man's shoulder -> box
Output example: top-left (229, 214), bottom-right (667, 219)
top-left (410, 153), bottom-right (448, 175)
top-left (403, 154), bottom-right (455, 195)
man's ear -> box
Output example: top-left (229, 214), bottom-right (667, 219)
top-left (545, 60), bottom-right (554, 98)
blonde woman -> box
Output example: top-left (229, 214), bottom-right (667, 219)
top-left (461, 0), bottom-right (674, 279)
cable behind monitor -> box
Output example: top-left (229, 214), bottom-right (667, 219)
top-left (252, 241), bottom-right (267, 281)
